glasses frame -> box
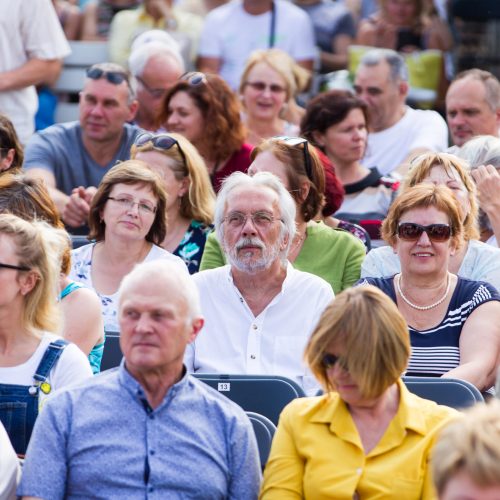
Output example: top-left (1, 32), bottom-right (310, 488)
top-left (222, 211), bottom-right (283, 230)
top-left (397, 222), bottom-right (452, 242)
top-left (135, 75), bottom-right (168, 99)
top-left (107, 196), bottom-right (157, 215)
top-left (245, 81), bottom-right (287, 94)
top-left (0, 262), bottom-right (31, 272)
top-left (134, 133), bottom-right (187, 168)
top-left (272, 136), bottom-right (313, 181)
top-left (86, 67), bottom-right (129, 86)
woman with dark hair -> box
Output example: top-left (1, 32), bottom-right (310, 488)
top-left (0, 174), bottom-right (104, 373)
top-left (302, 89), bottom-right (399, 243)
top-left (69, 160), bottom-right (188, 332)
top-left (0, 114), bottom-right (24, 174)
top-left (200, 137), bottom-right (365, 294)
top-left (161, 72), bottom-right (252, 192)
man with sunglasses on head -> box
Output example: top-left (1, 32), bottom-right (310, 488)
top-left (185, 171), bottom-right (334, 396)
top-left (23, 63), bottom-right (141, 232)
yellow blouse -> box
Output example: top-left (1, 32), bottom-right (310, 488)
top-left (260, 379), bottom-right (457, 499)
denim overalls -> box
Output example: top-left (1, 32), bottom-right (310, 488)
top-left (0, 338), bottom-right (68, 455)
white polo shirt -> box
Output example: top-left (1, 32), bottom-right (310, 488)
top-left (185, 263), bottom-right (334, 395)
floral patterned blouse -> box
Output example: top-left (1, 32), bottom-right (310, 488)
top-left (174, 220), bottom-right (213, 274)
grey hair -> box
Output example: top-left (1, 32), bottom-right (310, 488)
top-left (118, 260), bottom-right (201, 321)
top-left (85, 62), bottom-right (136, 104)
top-left (128, 41), bottom-right (185, 77)
top-left (452, 69), bottom-right (500, 113)
top-left (359, 48), bottom-right (409, 83)
top-left (456, 135), bottom-right (500, 170)
top-left (214, 171), bottom-right (297, 259)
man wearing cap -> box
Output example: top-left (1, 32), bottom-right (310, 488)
top-left (23, 63), bottom-right (141, 230)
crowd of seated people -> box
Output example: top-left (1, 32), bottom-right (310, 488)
top-left (2, 0), bottom-right (500, 498)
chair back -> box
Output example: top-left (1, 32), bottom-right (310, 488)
top-left (246, 411), bottom-right (276, 469)
top-left (100, 331), bottom-right (123, 371)
top-left (193, 374), bottom-right (305, 425)
top-left (402, 376), bottom-right (484, 409)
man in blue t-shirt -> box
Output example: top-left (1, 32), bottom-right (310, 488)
top-left (24, 62), bottom-right (142, 230)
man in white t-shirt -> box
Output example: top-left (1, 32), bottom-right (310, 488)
top-left (197, 0), bottom-right (316, 90)
top-left (0, 0), bottom-right (70, 144)
top-left (185, 172), bottom-right (334, 395)
top-left (354, 48), bottom-right (448, 177)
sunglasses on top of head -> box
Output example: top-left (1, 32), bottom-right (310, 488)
top-left (272, 136), bottom-right (313, 181)
top-left (134, 133), bottom-right (187, 167)
top-left (180, 71), bottom-right (207, 86)
top-left (397, 222), bottom-right (452, 242)
top-left (86, 67), bottom-right (129, 86)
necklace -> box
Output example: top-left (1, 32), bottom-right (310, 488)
top-left (396, 273), bottom-right (451, 311)
top-left (289, 230), bottom-right (306, 257)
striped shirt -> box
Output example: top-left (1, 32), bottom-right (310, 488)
top-left (358, 276), bottom-right (500, 380)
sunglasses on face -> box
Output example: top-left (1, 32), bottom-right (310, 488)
top-left (134, 133), bottom-right (187, 167)
top-left (245, 81), bottom-right (287, 94)
top-left (86, 67), bottom-right (129, 85)
top-left (181, 71), bottom-right (207, 86)
top-left (397, 222), bottom-right (452, 242)
top-left (321, 353), bottom-right (349, 371)
top-left (272, 136), bottom-right (313, 181)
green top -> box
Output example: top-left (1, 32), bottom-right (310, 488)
top-left (199, 221), bottom-right (365, 294)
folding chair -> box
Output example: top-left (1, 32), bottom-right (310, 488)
top-left (193, 374), bottom-right (305, 425)
top-left (246, 411), bottom-right (276, 469)
top-left (402, 376), bottom-right (484, 409)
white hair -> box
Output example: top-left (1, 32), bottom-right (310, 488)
top-left (214, 171), bottom-right (296, 260)
top-left (128, 40), bottom-right (185, 77)
top-left (118, 260), bottom-right (201, 320)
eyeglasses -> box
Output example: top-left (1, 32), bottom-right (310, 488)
top-left (321, 353), bottom-right (348, 371)
top-left (86, 67), bottom-right (130, 86)
top-left (0, 262), bottom-right (31, 272)
top-left (223, 211), bottom-right (282, 230)
top-left (135, 76), bottom-right (168, 99)
top-left (181, 71), bottom-right (207, 86)
top-left (397, 222), bottom-right (452, 242)
top-left (272, 136), bottom-right (313, 181)
top-left (107, 196), bottom-right (157, 215)
top-left (245, 81), bottom-right (287, 94)
top-left (134, 133), bottom-right (187, 167)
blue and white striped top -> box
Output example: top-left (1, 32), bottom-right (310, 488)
top-left (358, 276), bottom-right (500, 379)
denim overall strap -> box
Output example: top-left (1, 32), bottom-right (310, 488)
top-left (0, 338), bottom-right (68, 456)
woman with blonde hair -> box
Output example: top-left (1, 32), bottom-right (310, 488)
top-left (239, 48), bottom-right (311, 146)
top-left (261, 285), bottom-right (457, 498)
top-left (0, 214), bottom-right (92, 456)
top-left (362, 152), bottom-right (500, 291)
top-left (131, 132), bottom-right (215, 273)
top-left (360, 184), bottom-right (500, 393)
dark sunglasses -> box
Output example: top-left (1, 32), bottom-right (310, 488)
top-left (0, 262), bottom-right (31, 272)
top-left (181, 71), bottom-right (207, 86)
top-left (134, 133), bottom-right (187, 167)
top-left (321, 353), bottom-right (349, 371)
top-left (245, 81), bottom-right (286, 94)
top-left (273, 136), bottom-right (313, 181)
top-left (397, 222), bottom-right (452, 242)
top-left (86, 67), bottom-right (129, 85)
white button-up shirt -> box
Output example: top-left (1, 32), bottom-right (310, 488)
top-left (185, 263), bottom-right (335, 395)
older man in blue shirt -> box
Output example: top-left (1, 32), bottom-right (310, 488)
top-left (19, 260), bottom-right (261, 499)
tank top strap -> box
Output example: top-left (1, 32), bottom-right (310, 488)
top-left (59, 280), bottom-right (84, 300)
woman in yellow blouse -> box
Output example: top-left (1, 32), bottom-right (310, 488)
top-left (260, 285), bottom-right (457, 499)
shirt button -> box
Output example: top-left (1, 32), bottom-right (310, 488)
top-left (150, 450), bottom-right (155, 455)
top-left (250, 355), bottom-right (256, 359)
top-left (148, 486), bottom-right (154, 492)
top-left (357, 467), bottom-right (362, 475)
top-left (252, 324), bottom-right (258, 330)
top-left (149, 414), bottom-right (155, 420)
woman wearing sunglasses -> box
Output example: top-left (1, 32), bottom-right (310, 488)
top-left (362, 152), bottom-right (500, 292)
top-left (69, 160), bottom-right (188, 332)
top-left (239, 49), bottom-right (310, 147)
top-left (261, 285), bottom-right (457, 499)
top-left (161, 73), bottom-right (252, 192)
top-left (360, 184), bottom-right (500, 393)
top-left (200, 136), bottom-right (366, 294)
top-left (131, 132), bottom-right (215, 274)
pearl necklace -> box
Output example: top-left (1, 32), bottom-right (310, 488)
top-left (396, 273), bottom-right (451, 311)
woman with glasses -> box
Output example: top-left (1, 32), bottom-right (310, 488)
top-left (200, 136), bottom-right (366, 294)
top-left (359, 184), bottom-right (500, 393)
top-left (69, 160), bottom-right (188, 332)
top-left (0, 114), bottom-right (23, 175)
top-left (0, 214), bottom-right (92, 456)
top-left (362, 152), bottom-right (500, 291)
top-left (161, 72), bottom-right (252, 192)
top-left (0, 174), bottom-right (104, 374)
top-left (131, 132), bottom-right (215, 273)
top-left (261, 285), bottom-right (457, 499)
top-left (239, 49), bottom-right (310, 147)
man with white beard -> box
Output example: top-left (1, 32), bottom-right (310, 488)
top-left (185, 171), bottom-right (334, 395)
